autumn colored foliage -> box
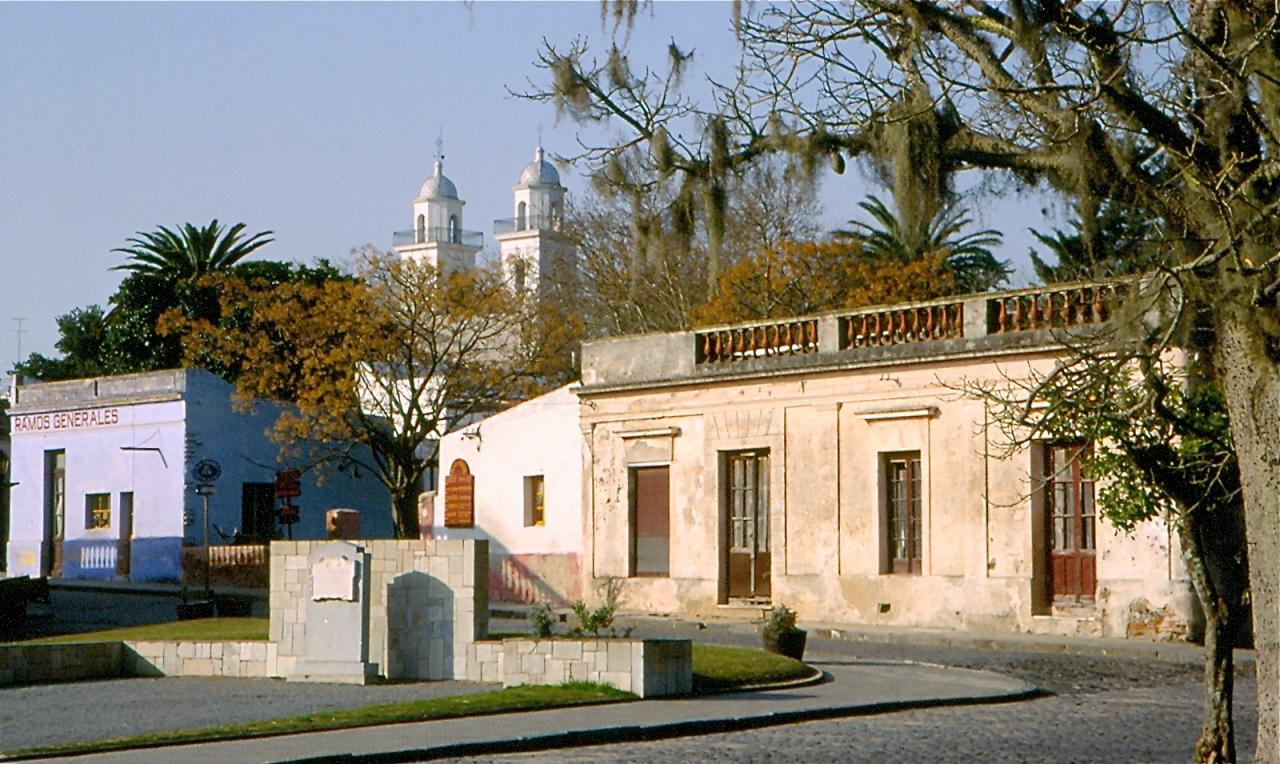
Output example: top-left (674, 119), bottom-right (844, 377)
top-left (690, 241), bottom-right (956, 326)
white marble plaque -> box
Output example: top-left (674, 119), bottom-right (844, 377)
top-left (312, 556), bottom-right (358, 601)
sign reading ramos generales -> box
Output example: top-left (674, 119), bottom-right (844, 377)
top-left (11, 407), bottom-right (121, 433)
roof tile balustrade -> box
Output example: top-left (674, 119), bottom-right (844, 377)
top-left (840, 301), bottom-right (964, 349)
top-left (988, 283), bottom-right (1126, 334)
top-left (696, 319), bottom-right (819, 364)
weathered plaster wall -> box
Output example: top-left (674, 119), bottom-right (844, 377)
top-left (580, 350), bottom-right (1195, 640)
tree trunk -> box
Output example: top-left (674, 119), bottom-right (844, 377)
top-left (1214, 319), bottom-right (1280, 763)
top-left (1182, 517), bottom-right (1238, 763)
top-left (391, 486), bottom-right (422, 540)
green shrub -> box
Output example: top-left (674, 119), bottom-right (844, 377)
top-left (527, 602), bottom-right (555, 638)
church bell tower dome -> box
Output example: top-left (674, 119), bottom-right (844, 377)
top-left (419, 158), bottom-right (458, 200)
top-left (517, 146), bottom-right (561, 187)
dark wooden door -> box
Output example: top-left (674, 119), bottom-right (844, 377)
top-left (241, 483), bottom-right (276, 540)
top-left (1046, 444), bottom-right (1096, 601)
top-left (45, 451), bottom-right (65, 578)
top-left (726, 451), bottom-right (770, 599)
top-left (116, 492), bottom-right (133, 578)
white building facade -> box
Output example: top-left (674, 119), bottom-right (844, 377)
top-left (431, 384), bottom-right (584, 605)
top-left (5, 369), bottom-right (391, 582)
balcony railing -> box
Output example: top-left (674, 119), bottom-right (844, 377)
top-left (696, 318), bottom-right (819, 364)
top-left (494, 215), bottom-right (564, 235)
top-left (393, 227), bottom-right (484, 248)
top-left (988, 283), bottom-right (1125, 334)
top-left (840, 301), bottom-right (964, 349)
top-left (585, 279), bottom-right (1140, 385)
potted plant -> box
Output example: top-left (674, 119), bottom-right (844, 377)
top-left (761, 604), bottom-right (807, 660)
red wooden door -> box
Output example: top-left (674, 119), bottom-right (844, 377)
top-left (632, 466), bottom-right (670, 576)
top-left (1047, 444), bottom-right (1096, 601)
top-left (726, 451), bottom-right (770, 599)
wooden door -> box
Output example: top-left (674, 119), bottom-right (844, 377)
top-left (631, 466), bottom-right (670, 576)
top-left (241, 483), bottom-right (276, 540)
top-left (1046, 444), bottom-right (1096, 601)
top-left (726, 451), bottom-right (770, 599)
top-left (45, 451), bottom-right (65, 578)
top-left (116, 492), bottom-right (133, 578)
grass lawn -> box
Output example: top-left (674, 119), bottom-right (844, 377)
top-left (11, 617), bottom-right (269, 645)
top-left (690, 643), bottom-right (815, 693)
top-left (4, 682), bottom-right (634, 759)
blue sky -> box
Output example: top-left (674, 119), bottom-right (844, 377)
top-left (0, 1), bottom-right (1053, 372)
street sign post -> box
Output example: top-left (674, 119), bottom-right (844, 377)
top-left (192, 459), bottom-right (222, 600)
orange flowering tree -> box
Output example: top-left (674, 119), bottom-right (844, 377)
top-left (690, 241), bottom-right (956, 326)
top-left (164, 249), bottom-right (559, 538)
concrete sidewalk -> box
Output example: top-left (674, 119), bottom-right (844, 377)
top-left (24, 660), bottom-right (1036, 764)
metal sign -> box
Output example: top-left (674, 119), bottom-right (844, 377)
top-left (275, 469), bottom-right (302, 499)
top-left (194, 459), bottom-right (222, 483)
top-left (196, 484), bottom-right (216, 496)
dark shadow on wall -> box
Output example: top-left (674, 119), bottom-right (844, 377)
top-left (386, 570), bottom-right (455, 680)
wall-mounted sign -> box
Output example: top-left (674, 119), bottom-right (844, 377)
top-left (11, 407), bottom-right (120, 433)
top-left (275, 469), bottom-right (302, 499)
top-left (444, 459), bottom-right (474, 528)
top-left (312, 555), bottom-right (358, 601)
top-left (194, 459), bottom-right (222, 483)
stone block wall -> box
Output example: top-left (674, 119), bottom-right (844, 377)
top-left (499, 638), bottom-right (692, 698)
top-left (0, 643), bottom-right (121, 686)
top-left (124, 641), bottom-right (281, 678)
top-left (270, 538), bottom-right (488, 681)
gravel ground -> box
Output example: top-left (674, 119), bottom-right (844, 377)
top-left (0, 677), bottom-right (499, 751)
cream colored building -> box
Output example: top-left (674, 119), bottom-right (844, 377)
top-left (575, 284), bottom-right (1197, 640)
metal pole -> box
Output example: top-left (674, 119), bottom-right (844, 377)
top-left (202, 493), bottom-right (211, 598)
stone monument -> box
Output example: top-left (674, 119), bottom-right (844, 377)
top-left (288, 540), bottom-right (378, 684)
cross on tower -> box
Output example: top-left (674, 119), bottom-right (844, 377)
top-left (435, 131), bottom-right (445, 164)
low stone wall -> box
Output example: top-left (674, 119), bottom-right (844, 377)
top-left (0, 641), bottom-right (280, 686)
top-left (0, 642), bottom-right (122, 686)
top-left (125, 641), bottom-right (280, 679)
top-left (499, 638), bottom-right (692, 698)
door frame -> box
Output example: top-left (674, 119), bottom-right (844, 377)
top-left (44, 450), bottom-right (66, 578)
top-left (722, 448), bottom-right (771, 602)
top-left (1043, 442), bottom-right (1097, 604)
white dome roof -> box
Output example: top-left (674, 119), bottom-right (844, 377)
top-left (518, 146), bottom-right (561, 187)
top-left (419, 159), bottom-right (458, 199)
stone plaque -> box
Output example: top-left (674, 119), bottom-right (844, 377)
top-left (312, 555), bottom-right (358, 601)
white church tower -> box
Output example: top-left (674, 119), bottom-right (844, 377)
top-left (494, 145), bottom-right (572, 295)
top-left (393, 146), bottom-right (482, 274)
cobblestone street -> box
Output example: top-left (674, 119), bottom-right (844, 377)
top-left (454, 626), bottom-right (1259, 764)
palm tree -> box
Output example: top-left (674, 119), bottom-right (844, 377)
top-left (837, 195), bottom-right (1009, 293)
top-left (112, 220), bottom-right (274, 280)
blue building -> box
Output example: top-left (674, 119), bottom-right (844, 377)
top-left (4, 369), bottom-right (391, 582)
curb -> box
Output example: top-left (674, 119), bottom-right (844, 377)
top-left (623, 616), bottom-right (1253, 666)
top-left (275, 680), bottom-right (1043, 764)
